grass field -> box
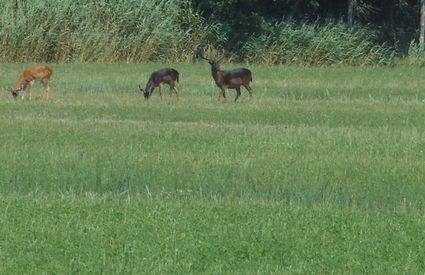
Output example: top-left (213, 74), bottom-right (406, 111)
top-left (1, 63), bottom-right (425, 273)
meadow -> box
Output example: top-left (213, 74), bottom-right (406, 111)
top-left (1, 63), bottom-right (425, 273)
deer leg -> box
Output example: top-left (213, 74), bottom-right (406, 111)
top-left (19, 83), bottom-right (27, 100)
top-left (244, 84), bottom-right (253, 99)
top-left (173, 86), bottom-right (179, 98)
top-left (158, 83), bottom-right (163, 99)
top-left (235, 87), bottom-right (241, 102)
top-left (169, 83), bottom-right (178, 97)
top-left (28, 80), bottom-right (34, 100)
top-left (42, 78), bottom-right (50, 100)
top-left (220, 88), bottom-right (227, 101)
top-left (218, 88), bottom-right (225, 101)
top-left (169, 84), bottom-right (173, 97)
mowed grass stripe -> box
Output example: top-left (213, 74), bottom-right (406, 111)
top-left (1, 97), bottom-right (425, 128)
top-left (1, 112), bottom-right (425, 209)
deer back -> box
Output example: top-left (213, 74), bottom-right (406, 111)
top-left (222, 68), bottom-right (252, 85)
top-left (16, 65), bottom-right (52, 88)
top-left (150, 68), bottom-right (179, 85)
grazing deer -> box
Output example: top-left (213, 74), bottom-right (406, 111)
top-left (197, 48), bottom-right (253, 102)
top-left (139, 68), bottom-right (179, 99)
top-left (10, 65), bottom-right (52, 100)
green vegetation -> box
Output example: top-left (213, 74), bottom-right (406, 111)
top-left (243, 21), bottom-right (393, 66)
top-left (0, 0), bottom-right (225, 63)
top-left (1, 63), bottom-right (425, 272)
top-left (1, 196), bottom-right (424, 273)
top-left (0, 0), bottom-right (394, 65)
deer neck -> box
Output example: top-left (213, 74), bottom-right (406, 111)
top-left (211, 66), bottom-right (223, 83)
top-left (15, 79), bottom-right (27, 90)
top-left (145, 80), bottom-right (156, 94)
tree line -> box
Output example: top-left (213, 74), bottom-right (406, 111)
top-left (191, 0), bottom-right (422, 52)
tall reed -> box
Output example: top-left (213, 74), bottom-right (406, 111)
top-left (0, 0), bottom-right (226, 62)
top-left (0, 1), bottom-right (394, 65)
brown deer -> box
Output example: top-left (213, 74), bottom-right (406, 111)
top-left (139, 68), bottom-right (179, 99)
top-left (197, 48), bottom-right (253, 102)
top-left (10, 65), bottom-right (52, 100)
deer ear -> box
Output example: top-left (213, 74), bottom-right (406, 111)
top-left (138, 85), bottom-right (144, 92)
top-left (196, 48), bottom-right (211, 62)
top-left (195, 48), bottom-right (204, 58)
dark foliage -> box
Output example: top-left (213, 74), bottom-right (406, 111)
top-left (191, 0), bottom-right (421, 52)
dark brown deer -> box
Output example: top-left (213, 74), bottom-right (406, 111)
top-left (197, 48), bottom-right (252, 102)
top-left (139, 68), bottom-right (179, 99)
top-left (10, 65), bottom-right (52, 100)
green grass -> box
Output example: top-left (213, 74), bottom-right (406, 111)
top-left (1, 63), bottom-right (425, 273)
top-left (1, 196), bottom-right (424, 274)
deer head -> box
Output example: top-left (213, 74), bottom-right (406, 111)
top-left (9, 87), bottom-right (21, 99)
top-left (139, 84), bottom-right (150, 99)
top-left (196, 48), bottom-right (225, 70)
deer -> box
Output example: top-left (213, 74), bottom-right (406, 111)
top-left (10, 65), bottom-right (52, 100)
top-left (139, 68), bottom-right (179, 99)
top-left (196, 48), bottom-right (253, 102)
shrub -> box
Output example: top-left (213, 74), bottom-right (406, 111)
top-left (242, 21), bottom-right (394, 66)
top-left (398, 41), bottom-right (425, 67)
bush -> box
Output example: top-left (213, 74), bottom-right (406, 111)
top-left (242, 21), bottom-right (394, 66)
top-left (398, 41), bottom-right (425, 67)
